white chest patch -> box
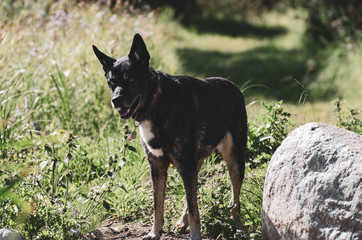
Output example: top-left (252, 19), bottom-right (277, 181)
top-left (139, 120), bottom-right (164, 157)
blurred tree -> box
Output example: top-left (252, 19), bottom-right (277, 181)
top-left (300, 0), bottom-right (362, 45)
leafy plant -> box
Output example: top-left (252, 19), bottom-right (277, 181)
top-left (247, 101), bottom-right (292, 167)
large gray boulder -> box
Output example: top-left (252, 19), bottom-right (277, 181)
top-left (262, 122), bottom-right (362, 240)
top-left (0, 229), bottom-right (25, 240)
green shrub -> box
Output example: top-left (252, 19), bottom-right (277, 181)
top-left (247, 101), bottom-right (292, 167)
top-left (333, 98), bottom-right (361, 134)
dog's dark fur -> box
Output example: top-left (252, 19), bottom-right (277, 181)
top-left (93, 34), bottom-right (247, 240)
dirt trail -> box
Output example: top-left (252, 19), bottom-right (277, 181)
top-left (86, 219), bottom-right (214, 240)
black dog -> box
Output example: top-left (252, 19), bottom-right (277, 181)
top-left (93, 34), bottom-right (247, 240)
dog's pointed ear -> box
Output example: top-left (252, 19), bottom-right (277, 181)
top-left (92, 45), bottom-right (116, 72)
top-left (128, 33), bottom-right (150, 66)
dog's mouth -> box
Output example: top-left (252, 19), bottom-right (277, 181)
top-left (118, 108), bottom-right (130, 117)
top-left (117, 96), bottom-right (140, 119)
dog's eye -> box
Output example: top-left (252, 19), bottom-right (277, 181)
top-left (123, 73), bottom-right (135, 83)
top-left (107, 77), bottom-right (117, 88)
top-left (107, 81), bottom-right (114, 89)
top-left (123, 73), bottom-right (129, 80)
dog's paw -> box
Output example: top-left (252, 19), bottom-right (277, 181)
top-left (230, 206), bottom-right (242, 227)
top-left (174, 222), bottom-right (188, 234)
top-left (141, 232), bottom-right (161, 240)
top-left (174, 214), bottom-right (189, 233)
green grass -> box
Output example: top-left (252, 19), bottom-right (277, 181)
top-left (0, 1), bottom-right (361, 239)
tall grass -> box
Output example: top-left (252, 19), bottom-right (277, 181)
top-left (0, 0), bottom-right (177, 143)
top-left (0, 0), bottom-right (178, 237)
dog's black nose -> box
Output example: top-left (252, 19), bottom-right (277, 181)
top-left (111, 96), bottom-right (122, 107)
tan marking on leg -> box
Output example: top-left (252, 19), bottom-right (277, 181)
top-left (217, 131), bottom-right (242, 225)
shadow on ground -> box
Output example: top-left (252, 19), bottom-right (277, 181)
top-left (177, 45), bottom-right (315, 102)
top-left (183, 16), bottom-right (288, 38)
top-left (176, 16), bottom-right (340, 102)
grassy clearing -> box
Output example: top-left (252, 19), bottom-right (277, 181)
top-left (172, 9), bottom-right (361, 124)
top-left (172, 9), bottom-right (308, 102)
top-left (0, 1), bottom-right (361, 239)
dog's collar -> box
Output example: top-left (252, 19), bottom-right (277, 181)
top-left (136, 82), bottom-right (160, 122)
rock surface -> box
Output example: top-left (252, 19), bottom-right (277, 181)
top-left (0, 229), bottom-right (25, 240)
top-left (262, 122), bottom-right (362, 240)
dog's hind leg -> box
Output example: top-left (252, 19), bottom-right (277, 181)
top-left (179, 162), bottom-right (202, 240)
top-left (175, 159), bottom-right (204, 233)
top-left (175, 197), bottom-right (189, 233)
top-left (217, 130), bottom-right (246, 225)
top-left (142, 155), bottom-right (169, 240)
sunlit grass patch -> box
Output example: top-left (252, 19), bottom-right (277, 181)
top-left (0, 1), bottom-right (178, 141)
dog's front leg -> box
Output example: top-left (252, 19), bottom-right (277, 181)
top-left (142, 156), bottom-right (169, 240)
top-left (180, 167), bottom-right (202, 240)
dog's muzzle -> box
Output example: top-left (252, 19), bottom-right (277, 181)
top-left (111, 96), bottom-right (123, 107)
top-left (113, 95), bottom-right (141, 119)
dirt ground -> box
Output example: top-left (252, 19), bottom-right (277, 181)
top-left (85, 219), bottom-right (214, 240)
